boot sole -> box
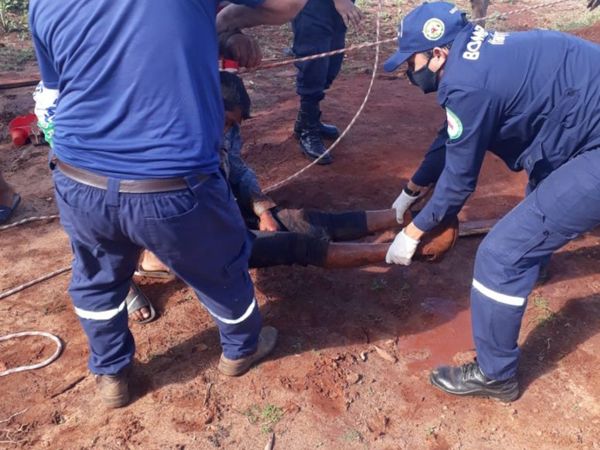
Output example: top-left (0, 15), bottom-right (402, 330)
top-left (102, 392), bottom-right (130, 409)
top-left (294, 131), bottom-right (340, 140)
top-left (429, 374), bottom-right (519, 403)
top-left (301, 150), bottom-right (333, 165)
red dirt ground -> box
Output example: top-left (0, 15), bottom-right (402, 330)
top-left (1, 9), bottom-right (599, 450)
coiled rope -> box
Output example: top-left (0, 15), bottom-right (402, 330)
top-left (0, 331), bottom-right (63, 377)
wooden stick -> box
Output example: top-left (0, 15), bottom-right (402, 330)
top-left (459, 219), bottom-right (498, 237)
top-left (0, 79), bottom-right (40, 90)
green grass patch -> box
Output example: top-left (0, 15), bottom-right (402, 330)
top-left (0, 0), bottom-right (29, 33)
top-left (342, 429), bottom-right (363, 443)
top-left (243, 404), bottom-right (284, 434)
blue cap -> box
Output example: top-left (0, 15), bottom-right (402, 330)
top-left (383, 2), bottom-right (467, 72)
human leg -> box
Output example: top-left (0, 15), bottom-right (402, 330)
top-left (0, 170), bottom-right (20, 224)
top-left (431, 150), bottom-right (600, 400)
top-left (292, 0), bottom-right (338, 163)
top-left (53, 170), bottom-right (141, 407)
top-left (324, 10), bottom-right (347, 91)
top-left (249, 229), bottom-right (389, 269)
top-left (54, 170), bottom-right (140, 374)
top-left (128, 173), bottom-right (271, 367)
top-left (274, 207), bottom-right (397, 241)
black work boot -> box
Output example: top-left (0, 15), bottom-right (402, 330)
top-left (430, 361), bottom-right (519, 402)
top-left (294, 102), bottom-right (333, 164)
top-left (318, 120), bottom-right (340, 140)
top-left (294, 111), bottom-right (340, 140)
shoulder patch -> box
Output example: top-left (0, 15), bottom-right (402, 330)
top-left (446, 108), bottom-right (463, 140)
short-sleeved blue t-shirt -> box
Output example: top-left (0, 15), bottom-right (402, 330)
top-left (29, 0), bottom-right (263, 179)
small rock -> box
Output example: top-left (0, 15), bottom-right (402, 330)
top-left (193, 343), bottom-right (208, 352)
top-left (346, 373), bottom-right (362, 385)
top-left (373, 345), bottom-right (397, 363)
top-left (359, 351), bottom-right (368, 362)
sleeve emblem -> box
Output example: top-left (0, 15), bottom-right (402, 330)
top-left (446, 107), bottom-right (463, 140)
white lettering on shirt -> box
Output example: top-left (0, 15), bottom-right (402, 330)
top-left (489, 31), bottom-right (509, 45)
top-left (463, 25), bottom-right (487, 61)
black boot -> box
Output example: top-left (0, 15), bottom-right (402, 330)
top-left (319, 120), bottom-right (340, 140)
top-left (430, 361), bottom-right (519, 402)
top-left (294, 102), bottom-right (333, 165)
top-left (294, 111), bottom-right (340, 140)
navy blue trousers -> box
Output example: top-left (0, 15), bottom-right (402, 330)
top-left (471, 150), bottom-right (600, 380)
top-left (53, 169), bottom-right (261, 375)
top-left (292, 0), bottom-right (348, 103)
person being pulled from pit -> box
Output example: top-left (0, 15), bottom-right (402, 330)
top-left (127, 71), bottom-right (460, 317)
top-left (383, 1), bottom-right (600, 402)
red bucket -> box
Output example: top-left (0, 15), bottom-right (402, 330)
top-left (8, 113), bottom-right (37, 147)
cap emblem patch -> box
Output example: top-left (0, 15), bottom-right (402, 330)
top-left (422, 18), bottom-right (445, 41)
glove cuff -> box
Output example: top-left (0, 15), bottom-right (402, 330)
top-left (401, 229), bottom-right (420, 245)
top-left (397, 190), bottom-right (420, 209)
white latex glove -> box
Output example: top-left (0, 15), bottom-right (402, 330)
top-left (392, 189), bottom-right (420, 224)
top-left (385, 229), bottom-right (420, 265)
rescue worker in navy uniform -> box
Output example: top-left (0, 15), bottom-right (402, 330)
top-left (29, 0), bottom-right (309, 408)
top-left (383, 1), bottom-right (600, 401)
top-left (291, 0), bottom-right (363, 164)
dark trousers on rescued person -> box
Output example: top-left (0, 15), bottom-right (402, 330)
top-left (52, 168), bottom-right (261, 375)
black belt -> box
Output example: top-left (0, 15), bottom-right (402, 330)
top-left (56, 160), bottom-right (201, 193)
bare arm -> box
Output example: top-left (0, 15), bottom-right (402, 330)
top-left (217, 0), bottom-right (307, 32)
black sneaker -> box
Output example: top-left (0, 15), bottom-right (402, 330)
top-left (430, 361), bottom-right (519, 402)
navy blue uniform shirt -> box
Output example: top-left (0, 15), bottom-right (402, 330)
top-left (29, 0), bottom-right (263, 179)
top-left (414, 24), bottom-right (600, 232)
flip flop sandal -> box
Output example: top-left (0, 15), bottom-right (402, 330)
top-left (134, 265), bottom-right (175, 280)
top-left (0, 193), bottom-right (21, 224)
top-left (126, 282), bottom-right (157, 324)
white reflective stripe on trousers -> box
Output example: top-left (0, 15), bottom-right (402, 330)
top-left (472, 279), bottom-right (526, 307)
top-left (74, 300), bottom-right (127, 320)
top-left (205, 298), bottom-right (257, 325)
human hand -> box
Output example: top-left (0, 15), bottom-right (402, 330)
top-left (333, 0), bottom-right (363, 29)
top-left (385, 229), bottom-right (419, 265)
top-left (258, 210), bottom-right (280, 232)
top-left (391, 189), bottom-right (420, 224)
top-left (220, 31), bottom-right (263, 68)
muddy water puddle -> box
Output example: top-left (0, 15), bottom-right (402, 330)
top-left (397, 297), bottom-right (474, 371)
